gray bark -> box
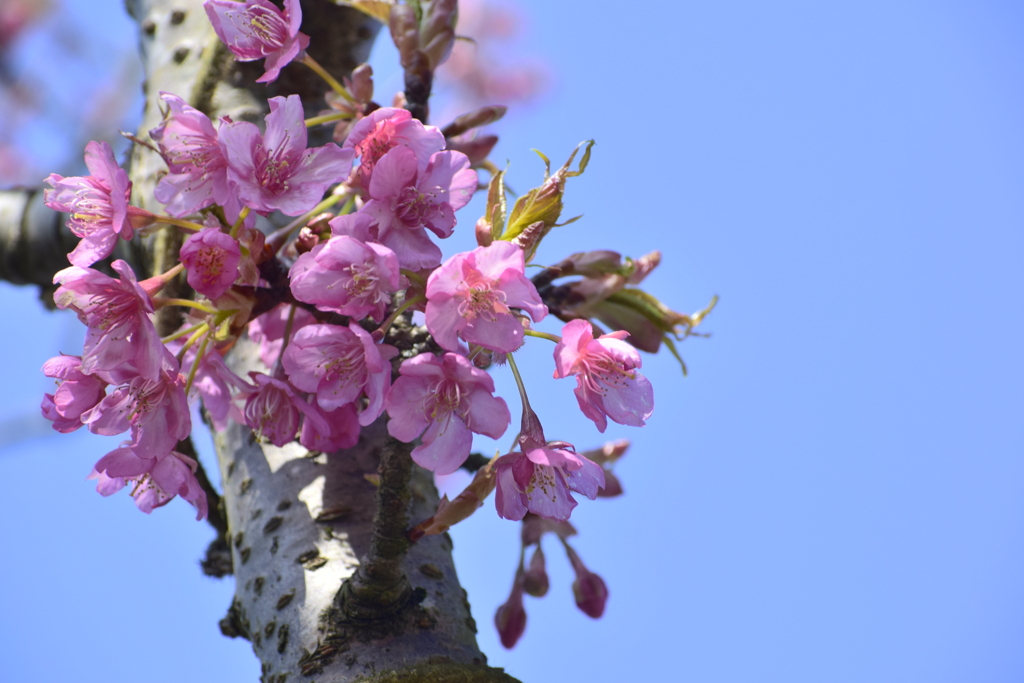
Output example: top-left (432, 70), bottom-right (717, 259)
top-left (3, 0), bottom-right (521, 680)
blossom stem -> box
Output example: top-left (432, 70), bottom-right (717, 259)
top-left (162, 321), bottom-right (206, 344)
top-left (523, 329), bottom-right (561, 343)
top-left (184, 330), bottom-right (212, 397)
top-left (300, 54), bottom-right (356, 103)
top-left (399, 268), bottom-right (426, 288)
top-left (176, 323), bottom-right (210, 363)
top-left (229, 206), bottom-right (250, 239)
top-left (266, 193), bottom-right (346, 254)
top-left (373, 295), bottom-right (426, 341)
top-left (506, 353), bottom-right (534, 414)
top-left (153, 298), bottom-right (218, 314)
top-left (152, 216), bottom-right (204, 232)
top-left (274, 304), bottom-right (298, 373)
top-left (305, 111), bottom-right (354, 128)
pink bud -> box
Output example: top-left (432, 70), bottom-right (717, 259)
top-left (295, 227), bottom-right (319, 254)
top-left (565, 544), bottom-right (608, 619)
top-left (494, 573), bottom-right (527, 649)
top-left (521, 546), bottom-right (549, 598)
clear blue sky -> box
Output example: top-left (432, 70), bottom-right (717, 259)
top-left (1, 1), bottom-right (1023, 681)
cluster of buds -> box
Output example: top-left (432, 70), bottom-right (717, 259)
top-left (495, 513), bottom-right (610, 648)
top-left (38, 0), bottom-right (710, 649)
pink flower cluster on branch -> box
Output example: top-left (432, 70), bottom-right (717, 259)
top-left (37, 4), bottom-right (712, 652)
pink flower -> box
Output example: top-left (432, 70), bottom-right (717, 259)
top-left (150, 92), bottom-right (232, 216)
top-left (362, 146), bottom-right (477, 270)
top-left (40, 355), bottom-right (107, 433)
top-left (299, 401), bottom-right (360, 452)
top-left (425, 241), bottom-right (547, 353)
top-left (282, 322), bottom-right (397, 426)
top-left (247, 304), bottom-right (316, 367)
top-left (493, 445), bottom-right (605, 521)
top-left (92, 443), bottom-right (208, 520)
top-left (219, 95), bottom-right (353, 215)
top-left (241, 372), bottom-right (328, 447)
top-left (289, 228), bottom-right (401, 322)
top-left (44, 140), bottom-right (134, 267)
top-left (53, 260), bottom-right (165, 382)
top-left (179, 226), bottom-right (241, 300)
top-left (384, 352), bottom-right (510, 475)
top-left (83, 362), bottom-right (192, 460)
top-left (343, 107), bottom-right (445, 190)
top-left (553, 319), bottom-right (653, 432)
top-left (203, 0), bottom-right (309, 83)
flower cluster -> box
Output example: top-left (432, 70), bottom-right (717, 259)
top-left (39, 0), bottom-right (710, 650)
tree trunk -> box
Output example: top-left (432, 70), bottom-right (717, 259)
top-left (2, 0), bottom-right (520, 679)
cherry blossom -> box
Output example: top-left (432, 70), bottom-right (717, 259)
top-left (241, 372), bottom-right (329, 447)
top-left (362, 146), bottom-right (477, 269)
top-left (204, 0), bottom-right (309, 83)
top-left (91, 443), bottom-right (208, 519)
top-left (299, 401), bottom-right (360, 452)
top-left (385, 352), bottom-right (510, 475)
top-left (52, 260), bottom-right (165, 382)
top-left (150, 92), bottom-right (232, 216)
top-left (553, 318), bottom-right (654, 432)
top-left (179, 225), bottom-right (241, 300)
top-left (425, 241), bottom-right (547, 353)
top-left (44, 140), bottom-right (135, 267)
top-left (247, 304), bottom-right (316, 367)
top-left (83, 361), bottom-right (191, 460)
top-left (343, 107), bottom-right (445, 190)
top-left (289, 229), bottom-right (400, 322)
top-left (40, 355), bottom-right (107, 433)
top-left (282, 322), bottom-right (396, 425)
top-left (219, 95), bottom-right (353, 215)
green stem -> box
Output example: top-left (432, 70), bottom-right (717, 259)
top-left (184, 332), bottom-right (211, 397)
top-left (506, 353), bottom-right (533, 414)
top-left (229, 206), bottom-right (250, 239)
top-left (523, 329), bottom-right (561, 343)
top-left (162, 321), bottom-right (206, 344)
top-left (153, 298), bottom-right (217, 314)
top-left (176, 323), bottom-right (210, 364)
top-left (305, 111), bottom-right (354, 128)
top-left (300, 54), bottom-right (355, 103)
top-left (400, 268), bottom-right (426, 288)
top-left (153, 216), bottom-right (204, 232)
top-left (374, 295), bottom-right (426, 339)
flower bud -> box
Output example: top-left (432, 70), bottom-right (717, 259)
top-left (565, 544), bottom-right (608, 619)
top-left (349, 63), bottom-right (374, 103)
top-left (494, 573), bottom-right (527, 649)
top-left (521, 546), bottom-right (549, 597)
top-left (441, 106), bottom-right (508, 139)
top-left (447, 133), bottom-right (499, 167)
top-left (295, 227), bottom-right (320, 254)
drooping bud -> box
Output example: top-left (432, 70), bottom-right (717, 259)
top-left (441, 106), bottom-right (508, 139)
top-left (447, 132), bottom-right (499, 168)
top-left (565, 544), bottom-right (608, 619)
top-left (494, 571), bottom-right (528, 649)
top-left (349, 63), bottom-right (375, 103)
top-left (521, 545), bottom-right (549, 597)
top-left (295, 227), bottom-right (320, 254)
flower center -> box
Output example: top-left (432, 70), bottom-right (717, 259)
top-left (395, 186), bottom-right (435, 227)
top-left (254, 141), bottom-right (293, 195)
top-left (456, 275), bottom-right (507, 321)
top-left (245, 7), bottom-right (289, 48)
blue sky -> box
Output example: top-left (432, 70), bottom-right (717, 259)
top-left (1, 1), bottom-right (1023, 681)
